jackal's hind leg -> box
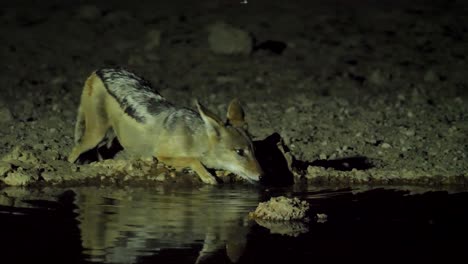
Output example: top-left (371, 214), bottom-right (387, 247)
top-left (157, 157), bottom-right (218, 185)
top-left (95, 129), bottom-right (116, 149)
top-left (96, 129), bottom-right (121, 161)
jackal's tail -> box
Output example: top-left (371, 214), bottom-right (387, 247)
top-left (74, 106), bottom-right (85, 144)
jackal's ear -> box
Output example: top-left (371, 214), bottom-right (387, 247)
top-left (226, 98), bottom-right (247, 129)
top-left (196, 100), bottom-right (224, 138)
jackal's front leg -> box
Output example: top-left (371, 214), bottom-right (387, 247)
top-left (157, 157), bottom-right (218, 185)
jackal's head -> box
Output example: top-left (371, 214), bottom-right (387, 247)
top-left (196, 99), bottom-right (263, 183)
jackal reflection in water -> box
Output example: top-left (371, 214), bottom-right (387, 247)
top-left (74, 186), bottom-right (259, 263)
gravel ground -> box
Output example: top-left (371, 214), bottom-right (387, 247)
top-left (0, 0), bottom-right (467, 188)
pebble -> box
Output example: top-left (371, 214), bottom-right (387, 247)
top-left (155, 173), bottom-right (166, 182)
top-left (369, 69), bottom-right (386, 85)
top-left (77, 5), bottom-right (101, 21)
top-left (0, 106), bottom-right (13, 122)
top-left (285, 106), bottom-right (296, 113)
top-left (0, 161), bottom-right (13, 177)
top-left (144, 29), bottom-right (162, 51)
top-left (3, 171), bottom-right (32, 186)
top-left (207, 22), bottom-right (252, 55)
top-left (403, 128), bottom-right (415, 137)
top-left (52, 104), bottom-right (60, 112)
top-left (381, 143), bottom-right (392, 149)
top-left (104, 11), bottom-right (133, 24)
top-left (423, 70), bottom-right (438, 82)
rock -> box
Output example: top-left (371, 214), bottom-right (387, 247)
top-left (207, 22), bottom-right (252, 55)
top-left (253, 218), bottom-right (309, 237)
top-left (155, 173), bottom-right (166, 182)
top-left (401, 127), bottom-right (415, 137)
top-left (104, 11), bottom-right (133, 24)
top-left (306, 165), bottom-right (327, 178)
top-left (77, 5), bottom-right (101, 21)
top-left (0, 161), bottom-right (13, 177)
top-left (424, 70), bottom-right (438, 82)
top-left (380, 142), bottom-right (392, 149)
top-left (249, 196), bottom-right (309, 221)
top-left (40, 170), bottom-right (60, 182)
top-left (215, 76), bottom-right (240, 84)
top-left (316, 213), bottom-right (328, 223)
top-left (3, 170), bottom-right (33, 186)
top-left (84, 159), bottom-right (160, 180)
top-left (127, 54), bottom-right (145, 66)
top-left (368, 69), bottom-right (386, 85)
top-left (0, 106), bottom-right (13, 123)
top-left (51, 103), bottom-right (61, 112)
top-left (51, 76), bottom-right (67, 86)
top-left (2, 146), bottom-right (41, 165)
top-left (144, 29), bottom-right (162, 51)
top-left (0, 146), bottom-right (59, 186)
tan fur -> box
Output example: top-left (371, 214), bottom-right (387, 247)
top-left (68, 71), bottom-right (263, 184)
top-left (226, 98), bottom-right (246, 129)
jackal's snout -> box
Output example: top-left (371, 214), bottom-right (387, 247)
top-left (241, 158), bottom-right (264, 183)
top-left (250, 171), bottom-right (263, 183)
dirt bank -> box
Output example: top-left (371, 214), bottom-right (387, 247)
top-left (0, 0), bottom-right (466, 188)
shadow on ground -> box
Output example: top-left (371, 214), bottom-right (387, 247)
top-left (294, 156), bottom-right (375, 172)
top-left (254, 133), bottom-right (294, 187)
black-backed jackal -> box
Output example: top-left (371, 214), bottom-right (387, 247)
top-left (68, 68), bottom-right (263, 184)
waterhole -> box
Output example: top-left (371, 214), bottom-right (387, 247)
top-left (0, 184), bottom-right (467, 264)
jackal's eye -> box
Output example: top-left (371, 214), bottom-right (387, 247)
top-left (235, 148), bottom-right (245, 157)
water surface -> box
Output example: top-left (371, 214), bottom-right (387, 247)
top-left (0, 185), bottom-right (467, 264)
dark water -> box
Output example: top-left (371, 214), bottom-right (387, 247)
top-left (0, 185), bottom-right (467, 264)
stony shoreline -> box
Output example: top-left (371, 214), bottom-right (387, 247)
top-left (1, 0), bottom-right (466, 189)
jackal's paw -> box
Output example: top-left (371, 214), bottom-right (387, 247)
top-left (68, 149), bottom-right (80, 163)
top-left (201, 175), bottom-right (218, 185)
